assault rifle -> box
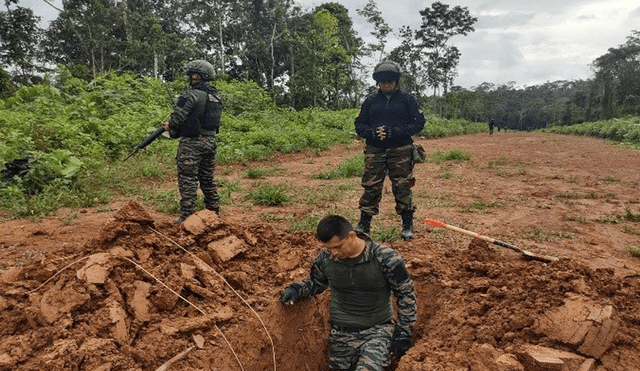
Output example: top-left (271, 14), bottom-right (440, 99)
top-left (123, 111), bottom-right (174, 162)
top-left (123, 125), bottom-right (167, 162)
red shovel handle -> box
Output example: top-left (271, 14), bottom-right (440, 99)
top-left (424, 218), bottom-right (447, 228)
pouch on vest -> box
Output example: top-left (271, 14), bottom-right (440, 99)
top-left (201, 93), bottom-right (222, 134)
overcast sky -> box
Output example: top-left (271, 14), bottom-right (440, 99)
top-left (296, 0), bottom-right (640, 89)
top-left (22, 0), bottom-right (640, 89)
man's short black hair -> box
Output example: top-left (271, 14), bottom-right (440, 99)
top-left (316, 215), bottom-right (353, 243)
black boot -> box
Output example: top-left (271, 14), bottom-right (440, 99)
top-left (401, 211), bottom-right (414, 240)
top-left (355, 211), bottom-right (372, 234)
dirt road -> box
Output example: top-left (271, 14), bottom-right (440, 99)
top-left (1, 132), bottom-right (639, 371)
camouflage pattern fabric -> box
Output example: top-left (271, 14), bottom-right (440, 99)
top-left (328, 323), bottom-right (394, 370)
top-left (176, 137), bottom-right (219, 217)
top-left (291, 235), bottom-right (417, 369)
top-left (359, 144), bottom-right (416, 216)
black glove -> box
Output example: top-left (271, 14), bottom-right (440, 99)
top-left (390, 325), bottom-right (412, 359)
top-left (279, 285), bottom-right (300, 304)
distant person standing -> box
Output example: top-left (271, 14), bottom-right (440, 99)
top-left (354, 60), bottom-right (425, 240)
top-left (489, 119), bottom-right (495, 135)
top-left (163, 60), bottom-right (222, 222)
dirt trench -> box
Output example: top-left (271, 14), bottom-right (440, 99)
top-left (1, 200), bottom-right (639, 371)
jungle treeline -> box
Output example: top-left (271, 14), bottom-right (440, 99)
top-left (1, 0), bottom-right (639, 131)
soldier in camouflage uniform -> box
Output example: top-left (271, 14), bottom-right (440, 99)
top-left (163, 60), bottom-right (221, 222)
top-left (354, 60), bottom-right (425, 240)
top-left (280, 215), bottom-right (417, 370)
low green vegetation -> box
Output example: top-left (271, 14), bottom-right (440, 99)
top-left (0, 70), bottom-right (571, 219)
top-left (460, 199), bottom-right (504, 214)
top-left (625, 207), bottom-right (640, 222)
top-left (430, 148), bottom-right (472, 163)
top-left (248, 183), bottom-right (290, 206)
top-left (546, 116), bottom-right (640, 146)
top-left (628, 246), bottom-right (640, 258)
top-left (245, 166), bottom-right (278, 179)
top-left (420, 116), bottom-right (486, 138)
top-left (315, 154), bottom-right (364, 179)
top-left (371, 226), bottom-right (400, 243)
top-left (522, 227), bottom-right (572, 243)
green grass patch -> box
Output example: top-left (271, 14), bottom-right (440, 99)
top-left (523, 227), bottom-right (572, 243)
top-left (248, 183), bottom-right (290, 206)
top-left (371, 226), bottom-right (400, 243)
top-left (625, 207), bottom-right (640, 222)
top-left (460, 198), bottom-right (503, 214)
top-left (627, 246), bottom-right (640, 258)
top-left (141, 189), bottom-right (180, 214)
top-left (218, 178), bottom-right (240, 206)
top-left (486, 156), bottom-right (510, 168)
top-left (288, 214), bottom-right (322, 233)
top-left (315, 154), bottom-right (364, 179)
top-left (430, 148), bottom-right (471, 163)
top-left (592, 216), bottom-right (621, 224)
top-left (566, 214), bottom-right (588, 224)
top-left (557, 190), bottom-right (604, 199)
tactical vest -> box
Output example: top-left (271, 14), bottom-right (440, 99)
top-left (178, 84), bottom-right (223, 138)
top-left (323, 256), bottom-right (393, 329)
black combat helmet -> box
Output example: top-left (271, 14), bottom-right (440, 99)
top-left (184, 60), bottom-right (215, 81)
top-left (372, 60), bottom-right (402, 82)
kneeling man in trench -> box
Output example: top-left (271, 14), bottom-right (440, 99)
top-left (280, 215), bottom-right (417, 370)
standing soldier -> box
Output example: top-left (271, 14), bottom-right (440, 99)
top-left (354, 60), bottom-right (425, 240)
top-left (280, 215), bottom-right (417, 370)
top-left (489, 119), bottom-right (495, 135)
top-left (163, 60), bottom-right (222, 222)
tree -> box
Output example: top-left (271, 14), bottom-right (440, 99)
top-left (285, 3), bottom-right (363, 109)
top-left (591, 30), bottom-right (640, 118)
top-left (43, 0), bottom-right (193, 78)
top-left (388, 25), bottom-right (422, 96)
top-left (0, 0), bottom-right (43, 84)
top-left (356, 0), bottom-right (390, 61)
top-left (415, 1), bottom-right (476, 105)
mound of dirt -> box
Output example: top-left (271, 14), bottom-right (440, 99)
top-left (1, 200), bottom-right (639, 371)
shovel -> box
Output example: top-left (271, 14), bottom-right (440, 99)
top-left (424, 218), bottom-right (559, 263)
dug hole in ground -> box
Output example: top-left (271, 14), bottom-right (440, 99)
top-left (1, 133), bottom-right (640, 371)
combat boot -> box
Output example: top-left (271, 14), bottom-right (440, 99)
top-left (355, 211), bottom-right (372, 234)
top-left (400, 211), bottom-right (414, 240)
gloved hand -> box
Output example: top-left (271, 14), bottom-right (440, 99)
top-left (376, 126), bottom-right (387, 140)
top-left (279, 284), bottom-right (300, 305)
top-left (390, 325), bottom-right (412, 359)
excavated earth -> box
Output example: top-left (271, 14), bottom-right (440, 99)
top-left (1, 132), bottom-right (640, 371)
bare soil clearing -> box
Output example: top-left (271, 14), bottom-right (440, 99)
top-left (1, 132), bottom-right (639, 371)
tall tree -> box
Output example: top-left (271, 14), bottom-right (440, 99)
top-left (388, 25), bottom-right (422, 95)
top-left (415, 1), bottom-right (476, 106)
top-left (0, 0), bottom-right (42, 84)
top-left (356, 0), bottom-right (390, 61)
top-left (591, 30), bottom-right (640, 118)
top-left (43, 0), bottom-right (192, 78)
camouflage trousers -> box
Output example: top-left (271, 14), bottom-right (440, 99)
top-left (328, 323), bottom-right (394, 370)
top-left (359, 144), bottom-right (416, 216)
top-left (176, 137), bottom-right (219, 217)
